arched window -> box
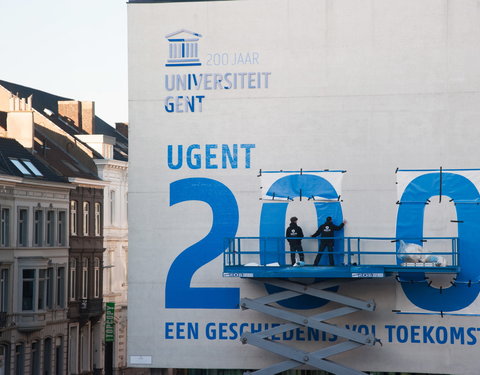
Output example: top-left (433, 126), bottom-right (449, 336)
top-left (94, 203), bottom-right (101, 236)
top-left (110, 190), bottom-right (116, 225)
top-left (82, 202), bottom-right (90, 236)
top-left (31, 340), bottom-right (40, 375)
top-left (44, 337), bottom-right (52, 375)
top-left (81, 258), bottom-right (88, 300)
top-left (94, 258), bottom-right (100, 298)
top-left (0, 343), bottom-right (11, 375)
top-left (70, 201), bottom-right (78, 236)
top-left (55, 336), bottom-right (64, 375)
top-left (69, 259), bottom-right (76, 301)
top-left (14, 343), bottom-right (24, 375)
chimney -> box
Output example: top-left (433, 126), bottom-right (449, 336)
top-left (7, 94), bottom-right (34, 150)
top-left (115, 122), bottom-right (128, 138)
top-left (58, 100), bottom-right (95, 134)
top-left (58, 100), bottom-right (81, 128)
top-left (81, 101), bottom-right (95, 135)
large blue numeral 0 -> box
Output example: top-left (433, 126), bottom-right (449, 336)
top-left (260, 174), bottom-right (343, 309)
top-left (166, 178), bottom-right (240, 309)
top-left (396, 172), bottom-right (480, 311)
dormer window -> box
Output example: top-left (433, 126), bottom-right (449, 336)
top-left (10, 159), bottom-right (31, 175)
top-left (23, 160), bottom-right (43, 176)
top-left (9, 158), bottom-right (43, 177)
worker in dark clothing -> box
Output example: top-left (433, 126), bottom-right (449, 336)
top-left (311, 216), bottom-right (346, 266)
top-left (286, 217), bottom-right (305, 266)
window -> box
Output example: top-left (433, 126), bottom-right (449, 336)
top-left (0, 344), bottom-right (11, 375)
top-left (0, 269), bottom-right (8, 312)
top-left (15, 343), bottom-right (24, 375)
top-left (22, 269), bottom-right (35, 311)
top-left (82, 202), bottom-right (89, 236)
top-left (33, 210), bottom-right (43, 246)
top-left (18, 209), bottom-right (28, 246)
top-left (9, 158), bottom-right (44, 177)
top-left (58, 211), bottom-right (66, 246)
top-left (55, 336), bottom-right (64, 375)
top-left (69, 259), bottom-right (76, 301)
top-left (69, 326), bottom-right (78, 374)
top-left (46, 268), bottom-right (54, 309)
top-left (46, 210), bottom-right (55, 246)
top-left (110, 190), bottom-right (116, 225)
top-left (94, 203), bottom-right (101, 236)
top-left (22, 160), bottom-right (43, 177)
top-left (57, 267), bottom-right (65, 308)
top-left (1, 208), bottom-right (10, 246)
top-left (70, 201), bottom-right (77, 235)
top-left (10, 158), bottom-right (31, 175)
top-left (80, 324), bottom-right (90, 372)
top-left (94, 258), bottom-right (100, 298)
top-left (38, 269), bottom-right (47, 310)
top-left (31, 341), bottom-right (40, 375)
top-left (44, 338), bottom-right (52, 375)
top-left (81, 258), bottom-right (88, 300)
top-left (22, 268), bottom-right (50, 312)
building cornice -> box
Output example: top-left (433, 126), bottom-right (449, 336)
top-left (68, 177), bottom-right (108, 188)
top-left (0, 174), bottom-right (73, 190)
top-left (94, 159), bottom-right (128, 169)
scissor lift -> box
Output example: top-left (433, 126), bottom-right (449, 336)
top-left (223, 236), bottom-right (460, 375)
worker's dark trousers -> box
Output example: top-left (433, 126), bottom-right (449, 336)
top-left (313, 240), bottom-right (334, 266)
top-left (289, 244), bottom-right (304, 265)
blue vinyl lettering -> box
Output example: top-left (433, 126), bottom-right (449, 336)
top-left (186, 144), bottom-right (201, 169)
top-left (410, 325), bottom-right (421, 343)
top-left (168, 145), bottom-right (183, 169)
top-left (396, 325), bottom-right (408, 343)
top-left (436, 327), bottom-right (448, 344)
top-left (206, 323), bottom-right (216, 339)
top-left (423, 326), bottom-right (435, 343)
top-left (222, 144), bottom-right (238, 169)
top-left (450, 327), bottom-right (464, 345)
top-left (396, 172), bottom-right (480, 311)
top-left (165, 322), bottom-right (175, 339)
top-left (240, 144), bottom-right (255, 169)
top-left (167, 144), bottom-right (255, 170)
top-left (259, 174), bottom-right (343, 309)
top-left (205, 144), bottom-right (218, 169)
top-left (467, 328), bottom-right (477, 345)
top-left (166, 178), bottom-right (240, 308)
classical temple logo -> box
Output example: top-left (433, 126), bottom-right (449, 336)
top-left (165, 29), bottom-right (202, 67)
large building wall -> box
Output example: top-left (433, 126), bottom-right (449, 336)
top-left (128, 1), bottom-right (480, 374)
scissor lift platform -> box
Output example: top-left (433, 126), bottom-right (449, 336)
top-left (225, 236), bottom-right (459, 375)
top-left (223, 263), bottom-right (460, 279)
top-left (223, 236), bottom-right (460, 279)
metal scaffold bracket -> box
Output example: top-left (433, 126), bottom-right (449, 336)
top-left (240, 278), bottom-right (377, 375)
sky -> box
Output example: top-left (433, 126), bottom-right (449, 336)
top-left (0, 0), bottom-right (128, 126)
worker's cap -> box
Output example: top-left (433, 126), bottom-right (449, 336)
top-left (326, 216), bottom-right (332, 222)
top-left (290, 216), bottom-right (298, 222)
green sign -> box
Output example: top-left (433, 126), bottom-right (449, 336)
top-left (105, 302), bottom-right (115, 342)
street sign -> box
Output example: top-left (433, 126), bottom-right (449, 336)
top-left (105, 302), bottom-right (115, 342)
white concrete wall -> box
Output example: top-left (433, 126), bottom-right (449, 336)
top-left (128, 1), bottom-right (480, 373)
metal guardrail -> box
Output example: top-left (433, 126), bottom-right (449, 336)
top-left (224, 236), bottom-right (459, 269)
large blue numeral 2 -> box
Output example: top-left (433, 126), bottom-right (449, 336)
top-left (166, 178), bottom-right (240, 308)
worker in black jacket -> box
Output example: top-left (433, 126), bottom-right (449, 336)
top-left (286, 217), bottom-right (304, 265)
top-left (311, 216), bottom-right (346, 266)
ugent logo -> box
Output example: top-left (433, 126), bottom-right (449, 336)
top-left (165, 29), bottom-right (202, 67)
